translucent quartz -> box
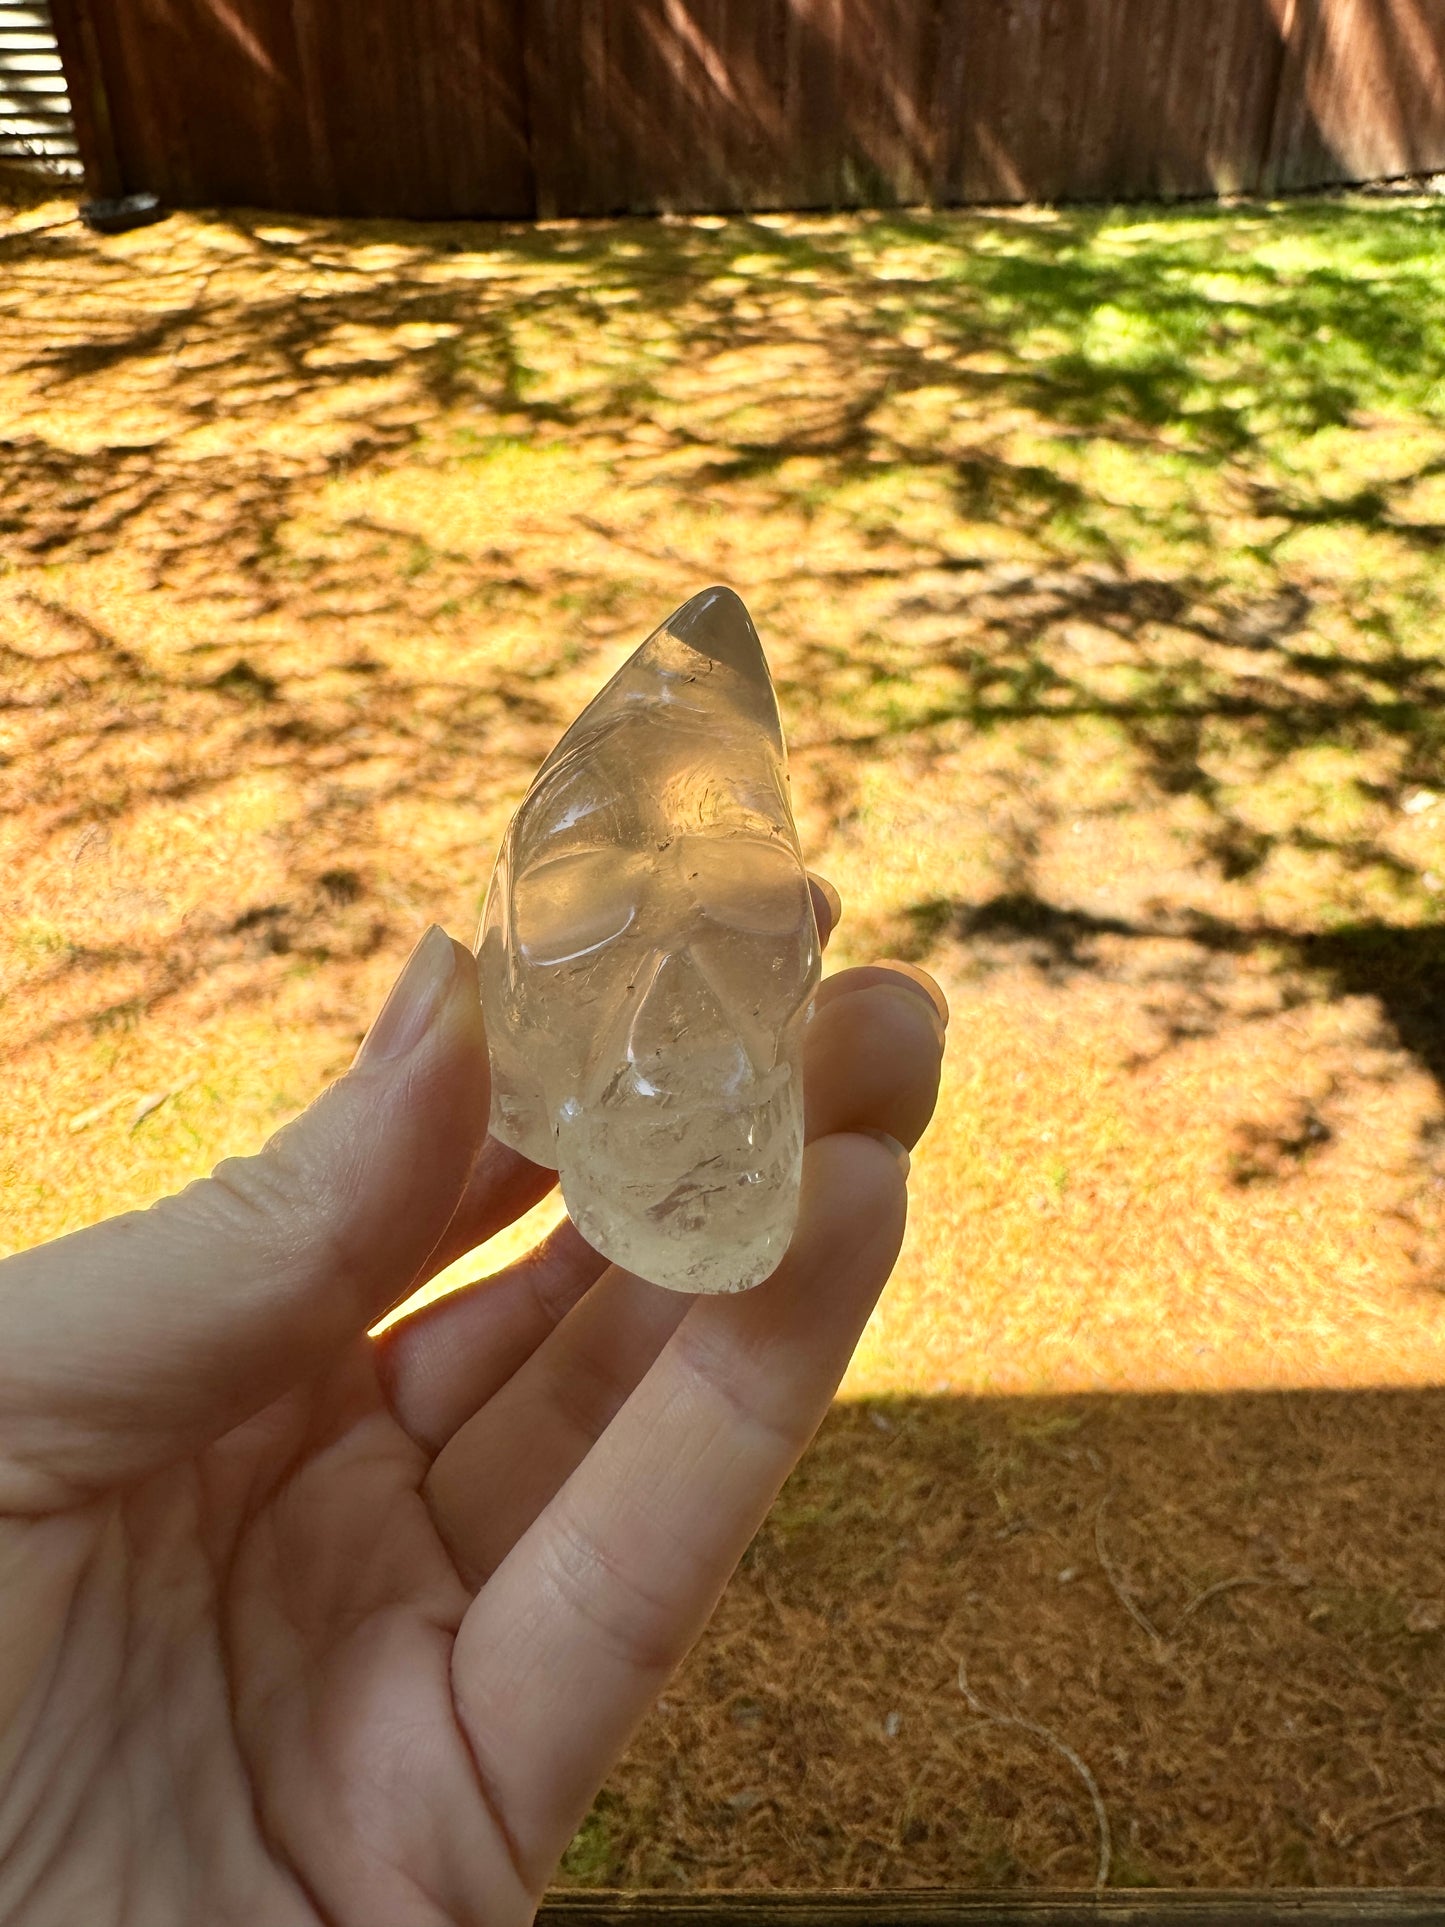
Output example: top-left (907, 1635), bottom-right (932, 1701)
top-left (477, 586), bottom-right (820, 1293)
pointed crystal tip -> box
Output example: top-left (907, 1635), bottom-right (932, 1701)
top-left (664, 585), bottom-right (768, 682)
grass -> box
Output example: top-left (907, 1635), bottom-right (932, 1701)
top-left (4, 180), bottom-right (1445, 1887)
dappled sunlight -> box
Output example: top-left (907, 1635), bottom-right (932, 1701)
top-left (847, 953), bottom-right (1445, 1398)
top-left (5, 190), bottom-right (1445, 1400)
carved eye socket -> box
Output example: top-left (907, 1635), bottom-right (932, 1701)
top-left (514, 849), bottom-right (647, 965)
top-left (680, 835), bottom-right (809, 937)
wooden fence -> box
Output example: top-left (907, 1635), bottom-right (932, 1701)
top-left (49, 0), bottom-right (1445, 218)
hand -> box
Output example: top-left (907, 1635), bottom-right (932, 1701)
top-left (0, 894), bottom-right (946, 1926)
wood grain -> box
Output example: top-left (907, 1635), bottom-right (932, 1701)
top-left (537, 1892), bottom-right (1445, 1927)
top-left (40, 7), bottom-right (1445, 254)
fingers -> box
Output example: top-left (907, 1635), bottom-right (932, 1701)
top-left (422, 1264), bottom-right (690, 1579)
top-left (415, 956), bottom-right (946, 1579)
top-left (0, 927), bottom-right (491, 1511)
top-left (813, 956), bottom-right (947, 1025)
top-left (808, 871), bottom-right (842, 939)
top-left (804, 975), bottom-right (946, 1149)
top-left (376, 1214), bottom-right (612, 1454)
top-left (450, 1131), bottom-right (907, 1894)
top-left (413, 1135), bottom-right (559, 1285)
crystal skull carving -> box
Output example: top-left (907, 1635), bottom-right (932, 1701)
top-left (477, 586), bottom-right (820, 1294)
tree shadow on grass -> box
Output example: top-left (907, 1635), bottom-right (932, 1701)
top-left (883, 885), bottom-right (1445, 1245)
top-left (6, 196), bottom-right (1443, 577)
top-left (892, 886), bottom-right (1445, 1098)
top-left (3, 193), bottom-right (1444, 1070)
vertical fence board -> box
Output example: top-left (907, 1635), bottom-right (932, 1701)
top-left (523, 0), bottom-right (596, 219)
top-left (297, 0), bottom-right (530, 216)
top-left (1180, 0), bottom-right (1288, 196)
top-left (527, 1), bottom-right (768, 216)
top-left (115, 0), bottom-right (308, 208)
top-left (60, 0), bottom-right (531, 215)
top-left (950, 0), bottom-right (1047, 201)
top-left (450, 0), bottom-right (531, 219)
top-left (1267, 0), bottom-right (1445, 191)
top-left (945, 0), bottom-right (1294, 205)
top-left (525, 0), bottom-right (956, 217)
top-left (46, 0), bottom-right (121, 194)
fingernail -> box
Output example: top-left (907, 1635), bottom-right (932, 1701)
top-left (877, 982), bottom-right (948, 1054)
top-left (876, 960), bottom-right (950, 1028)
top-left (354, 925), bottom-right (457, 1067)
top-left (808, 871), bottom-right (843, 930)
top-left (859, 1129), bottom-right (911, 1178)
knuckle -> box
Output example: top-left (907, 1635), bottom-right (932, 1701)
top-left (543, 1504), bottom-right (683, 1678)
top-left (183, 1105), bottom-right (362, 1291)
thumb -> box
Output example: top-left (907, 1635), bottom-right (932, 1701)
top-left (0, 926), bottom-right (489, 1512)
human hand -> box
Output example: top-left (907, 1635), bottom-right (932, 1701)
top-left (0, 889), bottom-right (945, 1926)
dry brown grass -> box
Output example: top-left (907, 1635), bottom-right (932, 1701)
top-left (3, 178), bottom-right (1445, 1889)
top-left (576, 1391), bottom-right (1445, 1890)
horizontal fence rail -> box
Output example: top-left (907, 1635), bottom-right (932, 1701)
top-left (536, 1892), bottom-right (1445, 1926)
top-left (45, 0), bottom-right (1445, 219)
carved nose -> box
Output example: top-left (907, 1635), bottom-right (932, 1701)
top-left (583, 946), bottom-right (751, 1109)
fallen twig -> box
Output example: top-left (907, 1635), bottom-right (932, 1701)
top-left (956, 1657), bottom-right (1112, 1890)
top-left (1176, 1573), bottom-right (1279, 1626)
top-left (1338, 1800), bottom-right (1445, 1850)
top-left (1094, 1488), bottom-right (1167, 1648)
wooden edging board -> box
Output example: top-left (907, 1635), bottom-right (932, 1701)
top-left (537, 1893), bottom-right (1445, 1926)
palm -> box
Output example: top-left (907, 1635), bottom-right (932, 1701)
top-left (9, 1343), bottom-right (526, 1926)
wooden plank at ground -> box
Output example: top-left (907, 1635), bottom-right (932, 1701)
top-left (51, 0), bottom-right (532, 215)
top-left (537, 1894), bottom-right (1445, 1926)
top-left (944, 0), bottom-right (1290, 204)
top-left (1265, 0), bottom-right (1445, 192)
top-left (525, 0), bottom-right (950, 216)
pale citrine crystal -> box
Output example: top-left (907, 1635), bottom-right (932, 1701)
top-left (477, 587), bottom-right (820, 1293)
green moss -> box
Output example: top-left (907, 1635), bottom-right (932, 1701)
top-left (559, 1792), bottom-right (626, 1885)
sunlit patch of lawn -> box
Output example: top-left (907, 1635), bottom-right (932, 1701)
top-left (4, 187), bottom-right (1445, 1392)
